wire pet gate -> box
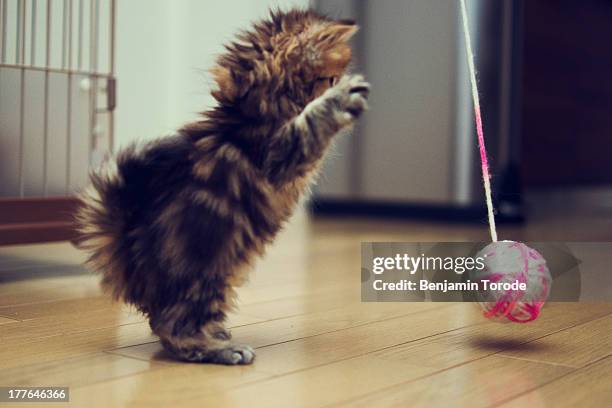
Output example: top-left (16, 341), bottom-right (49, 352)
top-left (0, 0), bottom-right (115, 245)
top-left (0, 0), bottom-right (116, 198)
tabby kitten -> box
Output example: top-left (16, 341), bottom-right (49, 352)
top-left (75, 9), bottom-right (369, 365)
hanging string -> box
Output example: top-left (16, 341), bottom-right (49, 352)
top-left (459, 0), bottom-right (498, 242)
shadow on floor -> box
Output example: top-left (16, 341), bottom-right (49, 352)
top-left (469, 335), bottom-right (552, 352)
top-left (0, 252), bottom-right (89, 283)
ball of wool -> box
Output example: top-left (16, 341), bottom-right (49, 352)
top-left (470, 241), bottom-right (552, 323)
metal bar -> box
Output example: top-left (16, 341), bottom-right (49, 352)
top-left (0, 62), bottom-right (114, 77)
top-left (65, 0), bottom-right (73, 193)
top-left (42, 0), bottom-right (51, 196)
top-left (109, 0), bottom-right (115, 75)
top-left (1, 0), bottom-right (7, 63)
top-left (88, 0), bottom-right (98, 163)
top-left (105, 77), bottom-right (115, 111)
top-left (88, 0), bottom-right (95, 164)
top-left (91, 0), bottom-right (98, 72)
top-left (67, 0), bottom-right (73, 92)
top-left (15, 0), bottom-right (22, 64)
top-left (108, 0), bottom-right (115, 153)
top-left (62, 0), bottom-right (67, 68)
top-left (77, 0), bottom-right (82, 69)
top-left (29, 0), bottom-right (36, 65)
top-left (94, 105), bottom-right (112, 114)
top-left (18, 0), bottom-right (26, 197)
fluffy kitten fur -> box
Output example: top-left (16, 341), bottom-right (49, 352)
top-left (75, 9), bottom-right (369, 365)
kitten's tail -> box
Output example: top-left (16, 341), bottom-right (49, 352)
top-left (73, 158), bottom-right (130, 300)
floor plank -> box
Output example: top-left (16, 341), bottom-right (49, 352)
top-left (108, 302), bottom-right (451, 361)
top-left (499, 356), bottom-right (612, 408)
top-left (0, 353), bottom-right (154, 389)
top-left (336, 355), bottom-right (573, 408)
top-left (499, 312), bottom-right (612, 368)
top-left (370, 303), bottom-right (612, 370)
top-left (110, 304), bottom-right (476, 376)
top-left (69, 364), bottom-right (270, 408)
top-left (0, 295), bottom-right (126, 321)
top-left (0, 307), bottom-right (145, 349)
top-left (0, 316), bottom-right (18, 325)
top-left (0, 322), bottom-right (156, 370)
top-left (0, 274), bottom-right (101, 308)
top-left (72, 354), bottom-right (433, 408)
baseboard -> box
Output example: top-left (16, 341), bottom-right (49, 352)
top-left (309, 198), bottom-right (525, 223)
top-left (0, 197), bottom-right (79, 245)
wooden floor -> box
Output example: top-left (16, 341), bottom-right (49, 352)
top-left (0, 208), bottom-right (611, 407)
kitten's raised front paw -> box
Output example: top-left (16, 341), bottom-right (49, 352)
top-left (330, 74), bottom-right (370, 125)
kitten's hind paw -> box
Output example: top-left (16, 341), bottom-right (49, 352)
top-left (165, 341), bottom-right (256, 365)
top-left (210, 344), bottom-right (256, 365)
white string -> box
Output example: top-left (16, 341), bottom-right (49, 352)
top-left (459, 0), bottom-right (498, 242)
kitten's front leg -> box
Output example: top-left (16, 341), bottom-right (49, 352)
top-left (264, 74), bottom-right (370, 185)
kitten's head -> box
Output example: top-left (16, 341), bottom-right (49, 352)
top-left (210, 9), bottom-right (357, 118)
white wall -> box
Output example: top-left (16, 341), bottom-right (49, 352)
top-left (113, 0), bottom-right (173, 147)
top-left (115, 0), bottom-right (308, 148)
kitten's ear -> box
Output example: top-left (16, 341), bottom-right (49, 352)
top-left (315, 23), bottom-right (358, 74)
top-left (210, 65), bottom-right (251, 103)
top-left (316, 22), bottom-right (358, 45)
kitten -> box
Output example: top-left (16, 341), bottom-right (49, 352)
top-left (75, 9), bottom-right (369, 365)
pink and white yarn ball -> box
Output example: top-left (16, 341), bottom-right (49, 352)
top-left (472, 241), bottom-right (552, 323)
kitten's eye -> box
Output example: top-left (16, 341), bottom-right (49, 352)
top-left (316, 76), bottom-right (338, 87)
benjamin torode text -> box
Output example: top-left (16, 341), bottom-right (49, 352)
top-left (371, 254), bottom-right (528, 292)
